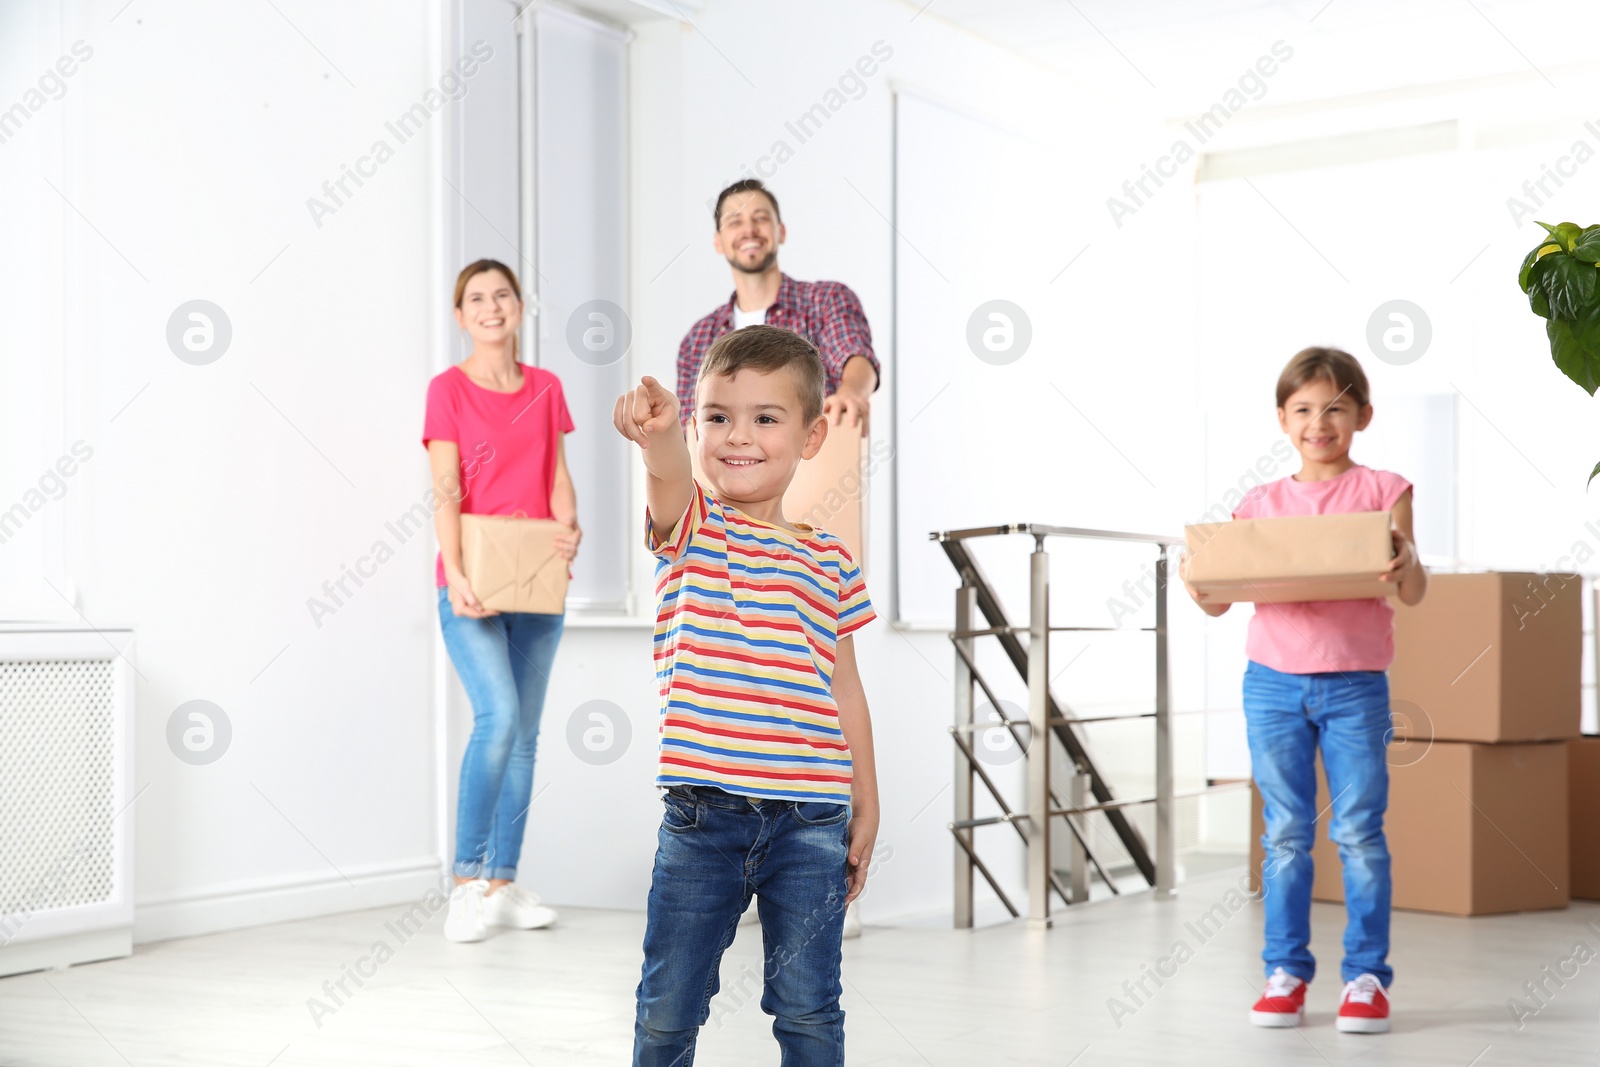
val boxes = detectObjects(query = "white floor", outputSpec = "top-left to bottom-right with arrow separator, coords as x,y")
2,865 -> 1596,1065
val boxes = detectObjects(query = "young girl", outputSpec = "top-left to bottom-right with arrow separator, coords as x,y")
1182,347 -> 1427,1033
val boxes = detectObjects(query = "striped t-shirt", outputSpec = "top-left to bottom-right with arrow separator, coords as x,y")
646,479 -> 876,803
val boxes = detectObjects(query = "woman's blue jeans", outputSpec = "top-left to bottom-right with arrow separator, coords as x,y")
438,586 -> 564,880
1243,660 -> 1393,987
633,786 -> 850,1067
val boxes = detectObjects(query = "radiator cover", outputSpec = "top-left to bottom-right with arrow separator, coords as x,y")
0,625 -> 135,976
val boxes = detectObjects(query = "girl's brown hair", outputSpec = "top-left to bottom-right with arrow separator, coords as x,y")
1275,346 -> 1370,409
453,259 -> 522,362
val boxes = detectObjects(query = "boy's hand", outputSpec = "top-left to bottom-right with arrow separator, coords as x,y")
845,807 -> 879,905
613,375 -> 680,449
615,375 -> 693,543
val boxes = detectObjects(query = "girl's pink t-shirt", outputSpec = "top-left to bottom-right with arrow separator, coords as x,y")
1231,464 -> 1413,674
422,363 -> 575,587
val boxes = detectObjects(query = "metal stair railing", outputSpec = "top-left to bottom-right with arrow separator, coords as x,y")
934,522 -> 1187,928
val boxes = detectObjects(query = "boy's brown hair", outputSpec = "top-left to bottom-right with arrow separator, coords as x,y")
698,324 -> 825,424
1276,346 -> 1371,409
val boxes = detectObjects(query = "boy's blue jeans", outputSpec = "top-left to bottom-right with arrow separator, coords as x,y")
438,586 -> 564,880
634,785 -> 849,1067
1242,660 -> 1393,988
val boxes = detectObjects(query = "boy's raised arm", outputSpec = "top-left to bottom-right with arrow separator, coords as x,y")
614,375 -> 694,544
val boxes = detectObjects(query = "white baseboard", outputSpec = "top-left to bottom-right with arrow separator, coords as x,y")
134,856 -> 447,945
0,927 -> 133,979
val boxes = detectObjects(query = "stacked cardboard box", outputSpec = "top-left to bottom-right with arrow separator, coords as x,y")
1386,572 -> 1578,744
1250,573 -> 1581,916
1571,737 -> 1600,901
1308,742 -> 1569,915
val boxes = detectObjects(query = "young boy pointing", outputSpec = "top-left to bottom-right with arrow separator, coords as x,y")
614,324 -> 880,1066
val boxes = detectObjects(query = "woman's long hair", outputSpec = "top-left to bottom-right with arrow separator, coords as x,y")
453,259 -> 523,362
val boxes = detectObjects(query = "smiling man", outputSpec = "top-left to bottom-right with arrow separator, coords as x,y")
677,179 -> 880,436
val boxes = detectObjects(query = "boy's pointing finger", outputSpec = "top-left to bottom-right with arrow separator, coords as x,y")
616,393 -> 647,445
612,394 -> 633,441
632,383 -> 656,425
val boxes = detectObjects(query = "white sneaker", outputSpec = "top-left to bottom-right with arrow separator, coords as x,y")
842,899 -> 862,940
484,883 -> 557,930
443,879 -> 489,942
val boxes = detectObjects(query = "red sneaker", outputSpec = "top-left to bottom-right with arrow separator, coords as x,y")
1336,973 -> 1390,1033
1250,967 -> 1307,1027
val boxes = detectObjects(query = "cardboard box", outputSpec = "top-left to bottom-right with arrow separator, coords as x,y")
459,515 -> 569,613
1307,741 -> 1568,916
1389,572 -> 1580,743
688,419 -> 869,568
1571,737 -> 1600,900
1184,511 -> 1394,604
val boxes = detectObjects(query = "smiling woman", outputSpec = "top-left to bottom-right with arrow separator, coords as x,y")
422,258 -> 581,943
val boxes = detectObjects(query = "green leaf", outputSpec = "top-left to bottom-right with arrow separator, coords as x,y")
1523,240 -> 1569,288
1571,300 -> 1600,353
1549,316 -> 1600,395
1528,249 -> 1558,281
1530,285 -> 1552,318
1541,221 -> 1586,250
1539,252 -> 1600,319
1589,460 -> 1600,489
1572,229 -> 1600,264
1519,246 -> 1541,291
1527,251 -> 1563,311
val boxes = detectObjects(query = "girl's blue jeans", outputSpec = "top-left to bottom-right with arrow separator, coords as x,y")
1243,660 -> 1393,987
633,785 -> 850,1067
438,586 -> 564,880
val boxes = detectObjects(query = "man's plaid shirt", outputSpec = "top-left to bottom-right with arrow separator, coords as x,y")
676,273 -> 879,424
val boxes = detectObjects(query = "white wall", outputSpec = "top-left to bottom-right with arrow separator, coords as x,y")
17,0 -> 1600,942
17,0 -> 460,939
14,0 -> 1112,939
1,0 -> 72,620
521,0 -> 1199,921
529,0 -> 1600,917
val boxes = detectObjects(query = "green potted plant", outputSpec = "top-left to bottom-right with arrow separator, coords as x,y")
1518,221 -> 1600,483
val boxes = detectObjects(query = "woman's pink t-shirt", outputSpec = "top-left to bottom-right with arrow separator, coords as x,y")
422,363 -> 575,587
1231,464 -> 1413,674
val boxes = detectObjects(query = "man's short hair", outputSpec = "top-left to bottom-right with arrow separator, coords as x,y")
713,179 -> 781,230
698,324 -> 824,424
